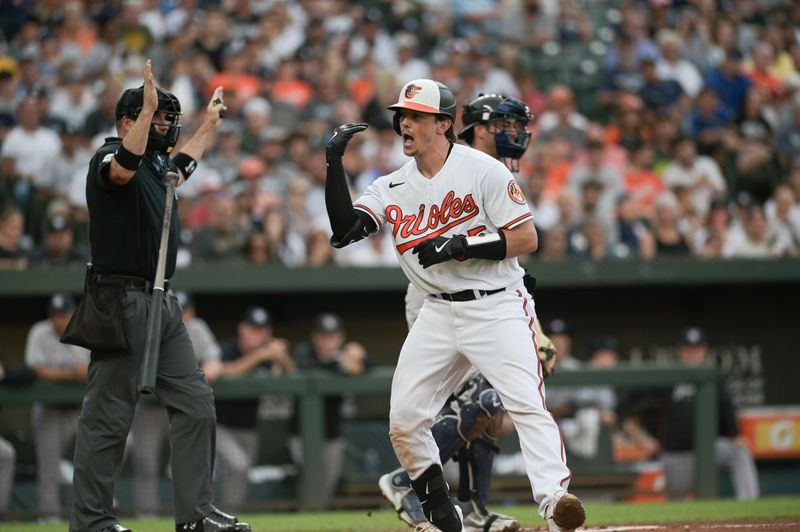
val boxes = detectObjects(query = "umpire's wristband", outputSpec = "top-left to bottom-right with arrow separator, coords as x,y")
172,152 -> 198,180
114,143 -> 143,171
463,231 -> 507,261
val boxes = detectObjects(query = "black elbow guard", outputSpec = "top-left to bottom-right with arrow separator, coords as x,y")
330,211 -> 377,248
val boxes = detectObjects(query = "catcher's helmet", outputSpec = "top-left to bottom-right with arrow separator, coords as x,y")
388,79 -> 456,135
458,93 -> 532,161
115,85 -> 182,154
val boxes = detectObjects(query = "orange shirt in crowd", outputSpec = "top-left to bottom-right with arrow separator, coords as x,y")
205,73 -> 261,102
745,69 -> 786,100
543,161 -> 573,201
273,79 -> 314,109
624,168 -> 664,218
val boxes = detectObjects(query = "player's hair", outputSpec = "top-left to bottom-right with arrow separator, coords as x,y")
437,115 -> 457,143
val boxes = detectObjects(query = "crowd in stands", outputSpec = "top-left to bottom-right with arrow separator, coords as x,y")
1,0 -> 800,270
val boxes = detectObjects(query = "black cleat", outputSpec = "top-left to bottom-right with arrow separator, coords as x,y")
176,508 -> 251,532
98,525 -> 132,532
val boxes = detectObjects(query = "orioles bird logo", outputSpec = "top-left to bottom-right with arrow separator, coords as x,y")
404,84 -> 422,99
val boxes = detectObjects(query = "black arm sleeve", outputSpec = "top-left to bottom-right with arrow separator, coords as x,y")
325,158 -> 377,247
325,157 -> 358,238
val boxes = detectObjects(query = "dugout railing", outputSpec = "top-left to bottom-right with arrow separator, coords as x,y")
0,365 -> 718,511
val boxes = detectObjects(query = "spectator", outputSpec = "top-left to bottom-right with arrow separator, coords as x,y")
690,87 -> 732,157
215,306 -> 294,511
543,319 -> 583,418
651,193 -> 692,257
538,224 -> 569,262
568,139 -> 625,222
661,136 -> 727,218
655,29 -> 703,99
290,313 -> 368,501
28,215 -> 87,267
623,143 -> 665,220
537,85 -> 588,147
721,86 -> 781,205
724,202 -> 794,258
0,97 -> 62,229
24,293 -> 89,522
0,205 -> 28,270
775,98 -> 800,170
693,197 -> 732,257
81,76 -> 121,139
744,41 -> 786,102
130,291 -> 223,518
606,93 -> 651,153
764,184 -> 800,249
705,48 -> 752,122
611,192 -> 653,260
624,327 -> 760,500
638,55 -> 688,116
191,194 -> 251,264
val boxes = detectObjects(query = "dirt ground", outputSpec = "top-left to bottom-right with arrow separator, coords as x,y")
520,520 -> 800,531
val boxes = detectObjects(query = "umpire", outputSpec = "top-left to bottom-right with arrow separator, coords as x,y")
65,60 -> 250,532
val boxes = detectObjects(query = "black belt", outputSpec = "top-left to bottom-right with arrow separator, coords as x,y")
90,273 -> 170,293
432,287 -> 504,302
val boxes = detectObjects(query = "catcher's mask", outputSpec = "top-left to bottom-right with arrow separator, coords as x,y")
115,85 -> 182,155
458,93 -> 532,170
388,79 -> 457,135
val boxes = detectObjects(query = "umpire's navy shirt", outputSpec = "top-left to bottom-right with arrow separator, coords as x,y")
86,137 -> 179,280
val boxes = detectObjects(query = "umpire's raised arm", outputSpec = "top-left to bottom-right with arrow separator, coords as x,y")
170,85 -> 228,187
324,123 -> 376,248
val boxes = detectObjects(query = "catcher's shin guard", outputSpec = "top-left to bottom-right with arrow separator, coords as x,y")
469,438 -> 498,510
432,374 -> 504,463
411,465 -> 463,532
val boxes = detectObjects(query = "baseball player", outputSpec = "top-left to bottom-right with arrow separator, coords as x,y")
378,94 -> 549,532
324,79 -> 585,532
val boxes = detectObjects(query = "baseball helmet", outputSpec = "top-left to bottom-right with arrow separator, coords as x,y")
388,79 -> 457,135
115,85 -> 182,154
459,93 -> 532,161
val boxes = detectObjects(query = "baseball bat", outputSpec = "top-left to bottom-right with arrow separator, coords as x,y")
138,171 -> 180,395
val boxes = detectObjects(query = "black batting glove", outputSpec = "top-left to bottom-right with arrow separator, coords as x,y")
326,123 -> 368,160
412,235 -> 467,268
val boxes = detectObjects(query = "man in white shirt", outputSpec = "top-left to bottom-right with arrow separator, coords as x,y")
661,136 -> 727,217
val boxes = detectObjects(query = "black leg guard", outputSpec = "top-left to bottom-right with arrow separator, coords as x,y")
411,465 -> 463,532
469,439 -> 497,510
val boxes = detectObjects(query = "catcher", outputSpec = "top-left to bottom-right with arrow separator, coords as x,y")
378,95 -> 558,532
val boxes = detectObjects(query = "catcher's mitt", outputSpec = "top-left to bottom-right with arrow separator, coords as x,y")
538,333 -> 557,378
536,318 -> 558,378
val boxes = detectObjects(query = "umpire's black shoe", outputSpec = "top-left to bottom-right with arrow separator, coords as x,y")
175,508 -> 251,532
98,525 -> 131,532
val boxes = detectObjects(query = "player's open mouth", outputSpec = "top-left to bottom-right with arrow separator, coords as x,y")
402,133 -> 414,147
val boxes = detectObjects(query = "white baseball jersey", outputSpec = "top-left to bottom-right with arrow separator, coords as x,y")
353,143 -> 533,295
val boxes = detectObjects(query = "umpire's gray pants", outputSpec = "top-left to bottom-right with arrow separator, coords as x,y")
0,436 -> 15,512
32,404 -> 80,518
663,437 -> 760,500
70,290 -> 217,532
131,403 -> 169,516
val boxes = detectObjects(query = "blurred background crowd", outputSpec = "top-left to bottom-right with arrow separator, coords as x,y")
1,0 -> 800,271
